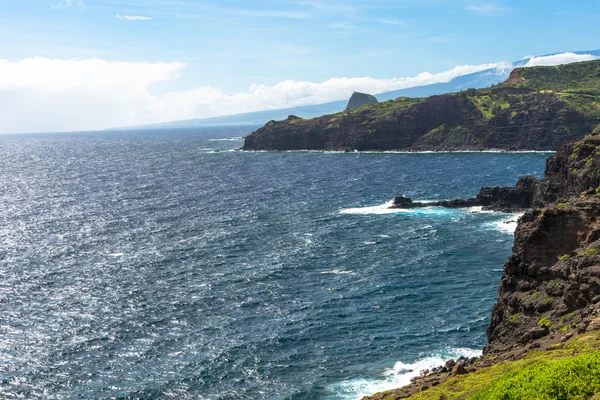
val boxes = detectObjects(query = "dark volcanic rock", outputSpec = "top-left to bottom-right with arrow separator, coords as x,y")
346,92 -> 379,110
484,132 -> 600,355
391,175 -> 539,212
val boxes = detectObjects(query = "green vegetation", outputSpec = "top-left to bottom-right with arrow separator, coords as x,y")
471,353 -> 600,400
469,94 -> 511,118
577,248 -> 598,257
512,60 -> 600,93
507,313 -> 521,323
350,97 -> 423,117
538,316 -> 556,329
268,59 -> 600,152
374,331 -> 600,400
559,254 -> 570,261
529,291 -> 542,299
556,201 -> 571,210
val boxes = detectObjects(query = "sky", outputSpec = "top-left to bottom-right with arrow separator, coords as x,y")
1,0 -> 600,133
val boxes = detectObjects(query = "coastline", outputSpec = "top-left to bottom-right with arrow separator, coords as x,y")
239,149 -> 556,154
362,132 -> 600,399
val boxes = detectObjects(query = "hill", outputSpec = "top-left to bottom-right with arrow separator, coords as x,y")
243,60 -> 600,152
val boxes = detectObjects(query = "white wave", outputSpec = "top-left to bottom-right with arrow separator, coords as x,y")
339,201 -> 457,217
208,137 -> 244,141
320,269 -> 354,275
329,347 -> 481,399
483,213 -> 523,235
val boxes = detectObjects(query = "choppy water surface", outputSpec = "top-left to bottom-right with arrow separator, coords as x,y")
0,128 -> 551,399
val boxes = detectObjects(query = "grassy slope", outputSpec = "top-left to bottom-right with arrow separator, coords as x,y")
310,60 -> 600,133
373,331 -> 600,400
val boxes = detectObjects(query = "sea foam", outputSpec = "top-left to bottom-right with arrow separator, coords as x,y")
339,201 -> 458,217
329,347 -> 482,400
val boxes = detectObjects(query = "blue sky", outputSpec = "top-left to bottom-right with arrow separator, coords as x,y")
1,0 -> 600,133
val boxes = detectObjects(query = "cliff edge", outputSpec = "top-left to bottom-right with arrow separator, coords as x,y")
243,60 -> 600,152
364,132 -> 600,399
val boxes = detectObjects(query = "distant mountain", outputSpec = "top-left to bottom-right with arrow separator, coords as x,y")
120,50 -> 600,131
346,92 -> 379,110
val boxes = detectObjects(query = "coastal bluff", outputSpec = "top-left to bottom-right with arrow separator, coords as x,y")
243,60 -> 600,152
363,133 -> 600,399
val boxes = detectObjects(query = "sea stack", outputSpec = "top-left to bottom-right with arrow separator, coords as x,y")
346,92 -> 379,110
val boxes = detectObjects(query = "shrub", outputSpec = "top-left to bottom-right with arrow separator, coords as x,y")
472,353 -> 600,400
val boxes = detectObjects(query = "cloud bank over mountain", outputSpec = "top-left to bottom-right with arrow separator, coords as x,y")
0,53 -> 597,134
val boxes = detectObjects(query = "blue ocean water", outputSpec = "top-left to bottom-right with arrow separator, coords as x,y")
0,127 -> 551,400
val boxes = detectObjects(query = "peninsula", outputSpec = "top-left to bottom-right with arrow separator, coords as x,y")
243,60 -> 600,152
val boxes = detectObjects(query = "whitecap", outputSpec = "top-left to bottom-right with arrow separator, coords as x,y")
339,201 -> 458,217
482,213 -> 524,235
320,269 -> 353,275
208,137 -> 244,142
328,347 -> 482,400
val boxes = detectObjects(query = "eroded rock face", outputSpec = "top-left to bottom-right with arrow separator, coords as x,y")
243,87 -> 596,152
346,92 -> 378,110
485,133 -> 600,354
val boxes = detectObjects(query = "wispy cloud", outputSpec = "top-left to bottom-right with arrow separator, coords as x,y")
116,14 -> 152,21
379,19 -> 405,25
465,2 -> 511,16
329,21 -> 359,30
296,1 -> 362,14
524,52 -> 598,67
0,57 -> 510,133
52,0 -> 83,9
234,9 -> 309,19
2,52 -> 594,134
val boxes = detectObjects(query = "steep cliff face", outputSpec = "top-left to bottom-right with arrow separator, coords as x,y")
362,133 -> 600,400
346,92 -> 379,110
243,60 -> 600,152
486,133 -> 600,354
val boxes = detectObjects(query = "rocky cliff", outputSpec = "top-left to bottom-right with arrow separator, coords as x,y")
485,133 -> 600,355
346,92 -> 379,110
243,60 -> 600,152
364,132 -> 600,399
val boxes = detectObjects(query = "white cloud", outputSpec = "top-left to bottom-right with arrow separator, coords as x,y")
379,19 -> 405,25
465,3 -> 511,16
52,0 -> 83,9
0,52 -> 593,134
116,14 -> 152,21
524,52 -> 598,67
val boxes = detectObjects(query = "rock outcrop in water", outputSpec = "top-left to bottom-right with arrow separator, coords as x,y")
346,92 -> 379,110
243,60 -> 600,152
364,132 -> 600,399
391,175 -> 539,213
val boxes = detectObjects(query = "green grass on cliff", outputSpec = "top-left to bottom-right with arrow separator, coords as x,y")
373,331 -> 600,400
302,59 -> 600,136
513,60 -> 600,94
469,94 -> 511,119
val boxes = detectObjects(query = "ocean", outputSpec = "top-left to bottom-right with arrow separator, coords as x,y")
0,127 -> 551,399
